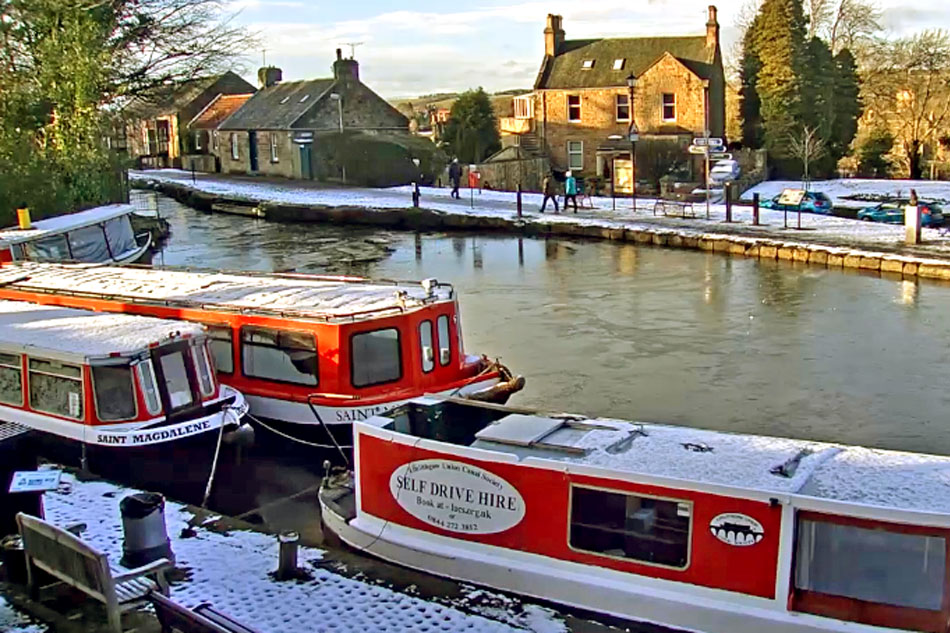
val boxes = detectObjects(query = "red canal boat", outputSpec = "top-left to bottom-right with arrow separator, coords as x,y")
0,263 -> 523,440
321,397 -> 950,633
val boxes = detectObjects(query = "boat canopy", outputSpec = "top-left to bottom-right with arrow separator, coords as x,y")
0,205 -> 142,263
0,300 -> 206,364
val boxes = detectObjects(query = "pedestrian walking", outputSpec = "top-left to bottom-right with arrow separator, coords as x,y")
564,171 -> 578,213
448,158 -> 462,199
540,172 -> 559,213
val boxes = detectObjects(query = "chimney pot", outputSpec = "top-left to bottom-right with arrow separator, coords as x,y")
544,14 -> 565,57
706,5 -> 719,48
257,66 -> 282,89
336,48 -> 342,61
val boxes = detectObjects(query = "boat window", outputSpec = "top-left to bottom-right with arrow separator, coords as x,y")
24,235 -> 71,262
437,315 -> 451,366
103,216 -> 137,259
0,352 -> 23,406
207,325 -> 234,374
569,485 -> 691,569
191,343 -> 215,396
794,516 -> 946,612
92,363 -> 136,421
419,321 -> 434,373
66,225 -> 110,261
159,351 -> 194,410
241,327 -> 318,386
28,358 -> 84,420
351,328 -> 402,388
136,360 -> 162,415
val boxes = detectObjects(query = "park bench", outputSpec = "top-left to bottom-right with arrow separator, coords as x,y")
16,512 -> 172,633
653,198 -> 695,218
151,593 -> 262,633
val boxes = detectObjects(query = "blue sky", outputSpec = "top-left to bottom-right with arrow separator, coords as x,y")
228,0 -> 948,98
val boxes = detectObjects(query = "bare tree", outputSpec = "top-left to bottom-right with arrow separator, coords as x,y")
804,0 -> 881,54
788,125 -> 826,188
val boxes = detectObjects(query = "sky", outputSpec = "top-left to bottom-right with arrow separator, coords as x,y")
228,0 -> 950,99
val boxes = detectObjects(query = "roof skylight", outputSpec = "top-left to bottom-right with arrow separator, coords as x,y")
613,58 -> 625,70
279,97 -> 290,104
300,94 -> 310,103
581,59 -> 595,69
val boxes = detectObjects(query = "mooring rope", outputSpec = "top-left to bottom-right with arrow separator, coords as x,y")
200,407 -> 231,508
247,411 -> 353,450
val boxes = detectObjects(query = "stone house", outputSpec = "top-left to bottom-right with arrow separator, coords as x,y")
216,52 -> 410,182
122,71 -> 256,168
185,93 -> 254,172
504,7 -> 726,192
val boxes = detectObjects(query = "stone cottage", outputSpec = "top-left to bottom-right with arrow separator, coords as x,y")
215,52 -> 416,184
502,7 -> 726,192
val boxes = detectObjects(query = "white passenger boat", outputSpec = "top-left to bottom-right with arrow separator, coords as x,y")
0,300 -> 248,449
321,397 -> 950,633
0,204 -> 151,265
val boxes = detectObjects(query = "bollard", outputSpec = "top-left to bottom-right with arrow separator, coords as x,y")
725,183 -> 733,223
16,206 -> 31,230
120,492 -> 173,567
516,184 -> 522,219
276,531 -> 300,580
753,193 -> 760,225
411,182 -> 420,208
191,163 -> 196,184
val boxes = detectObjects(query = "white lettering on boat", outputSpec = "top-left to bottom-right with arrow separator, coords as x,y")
389,459 -> 525,534
335,405 -> 387,423
94,419 -> 212,447
709,513 -> 764,546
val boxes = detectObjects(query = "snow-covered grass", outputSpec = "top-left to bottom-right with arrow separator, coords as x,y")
743,178 -> 950,209
131,169 -> 950,257
41,472 -> 567,633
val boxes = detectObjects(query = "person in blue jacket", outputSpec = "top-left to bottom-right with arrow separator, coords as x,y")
564,171 -> 578,213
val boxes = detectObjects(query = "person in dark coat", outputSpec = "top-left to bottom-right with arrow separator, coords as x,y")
448,159 -> 462,199
540,172 -> 559,213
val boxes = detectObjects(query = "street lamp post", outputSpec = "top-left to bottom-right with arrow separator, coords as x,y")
626,73 -> 638,213
329,93 -> 346,185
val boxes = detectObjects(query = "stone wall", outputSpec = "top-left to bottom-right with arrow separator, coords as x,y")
214,130 -> 301,178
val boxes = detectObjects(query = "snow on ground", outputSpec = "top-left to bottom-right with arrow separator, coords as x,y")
42,473 -> 567,633
743,178 -> 950,209
130,169 -> 950,256
0,596 -> 47,633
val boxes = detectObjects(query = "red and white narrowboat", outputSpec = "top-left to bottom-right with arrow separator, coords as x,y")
321,397 -> 950,633
0,263 -> 523,442
0,299 -> 248,451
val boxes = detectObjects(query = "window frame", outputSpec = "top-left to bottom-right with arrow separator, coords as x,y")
350,327 -> 404,389
662,93 -> 677,122
613,58 -> 625,70
205,324 -> 234,375
230,132 -> 239,160
567,483 -> 693,571
616,94 -> 630,122
581,59 -> 595,70
436,315 -> 452,367
0,351 -> 24,406
567,95 -> 582,123
419,320 -> 435,374
270,132 -> 279,163
567,140 -> 584,171
240,326 -> 319,387
190,343 -> 216,397
212,131 -> 218,151
136,359 -> 162,416
790,510 -> 950,632
194,131 -> 202,151
91,361 -> 138,422
27,357 -> 84,420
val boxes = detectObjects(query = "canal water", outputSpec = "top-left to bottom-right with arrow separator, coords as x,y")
138,191 -> 950,457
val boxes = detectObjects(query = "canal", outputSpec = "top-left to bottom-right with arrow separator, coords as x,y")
140,190 -> 950,457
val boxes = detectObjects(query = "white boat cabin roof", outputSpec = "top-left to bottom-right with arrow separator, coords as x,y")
0,262 -> 455,322
453,411 -> 950,515
0,205 -> 135,246
0,300 -> 206,363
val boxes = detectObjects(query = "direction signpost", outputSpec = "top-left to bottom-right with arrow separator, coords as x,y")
689,136 -> 725,220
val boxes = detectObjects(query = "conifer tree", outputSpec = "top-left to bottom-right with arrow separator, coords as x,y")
829,48 -> 861,163
442,88 -> 501,164
739,17 -> 764,148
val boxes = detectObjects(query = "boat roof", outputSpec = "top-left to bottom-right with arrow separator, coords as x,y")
0,262 -> 456,323
0,205 -> 135,246
461,411 -> 950,515
0,300 -> 206,363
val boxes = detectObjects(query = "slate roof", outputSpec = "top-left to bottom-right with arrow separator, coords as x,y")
219,79 -> 336,130
536,36 -> 715,90
189,93 -> 254,129
124,71 -> 250,119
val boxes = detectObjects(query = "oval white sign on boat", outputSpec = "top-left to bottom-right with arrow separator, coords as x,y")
709,513 -> 764,546
389,459 -> 525,534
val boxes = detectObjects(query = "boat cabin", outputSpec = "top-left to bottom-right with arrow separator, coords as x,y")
327,398 -> 950,633
0,263 -> 520,428
0,205 -> 150,265
0,300 -> 245,447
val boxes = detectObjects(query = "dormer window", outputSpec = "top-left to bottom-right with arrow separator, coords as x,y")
581,60 -> 595,70
613,59 -> 625,70
299,94 -> 310,103
279,97 -> 290,105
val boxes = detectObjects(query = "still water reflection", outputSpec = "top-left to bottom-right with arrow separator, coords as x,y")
141,192 -> 950,455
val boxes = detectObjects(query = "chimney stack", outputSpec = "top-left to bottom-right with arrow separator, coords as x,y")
706,5 -> 719,49
332,48 -> 360,83
258,66 -> 282,89
544,14 -> 564,57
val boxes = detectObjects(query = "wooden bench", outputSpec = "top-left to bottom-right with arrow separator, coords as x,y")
151,593 -> 262,633
16,512 -> 172,633
653,198 -> 695,218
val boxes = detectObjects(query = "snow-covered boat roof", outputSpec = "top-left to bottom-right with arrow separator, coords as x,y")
0,300 -> 206,363
0,262 -> 455,322
0,205 -> 135,246
467,413 -> 950,515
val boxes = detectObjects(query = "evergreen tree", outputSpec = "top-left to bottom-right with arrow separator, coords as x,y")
441,88 -> 501,164
856,127 -> 893,177
800,37 -> 836,174
829,48 -> 861,163
739,16 -> 764,148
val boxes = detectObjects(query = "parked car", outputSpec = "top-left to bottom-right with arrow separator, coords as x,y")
857,201 -> 945,226
708,160 -> 741,184
759,191 -> 833,215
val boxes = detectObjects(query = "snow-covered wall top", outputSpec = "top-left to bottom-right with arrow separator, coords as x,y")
0,262 -> 454,322
0,205 -> 135,245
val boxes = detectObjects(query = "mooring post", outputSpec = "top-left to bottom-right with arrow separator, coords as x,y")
277,531 -> 300,580
516,184 -> 522,219
753,193 -> 760,225
725,182 -> 733,223
411,182 -> 420,208
191,162 -> 196,184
